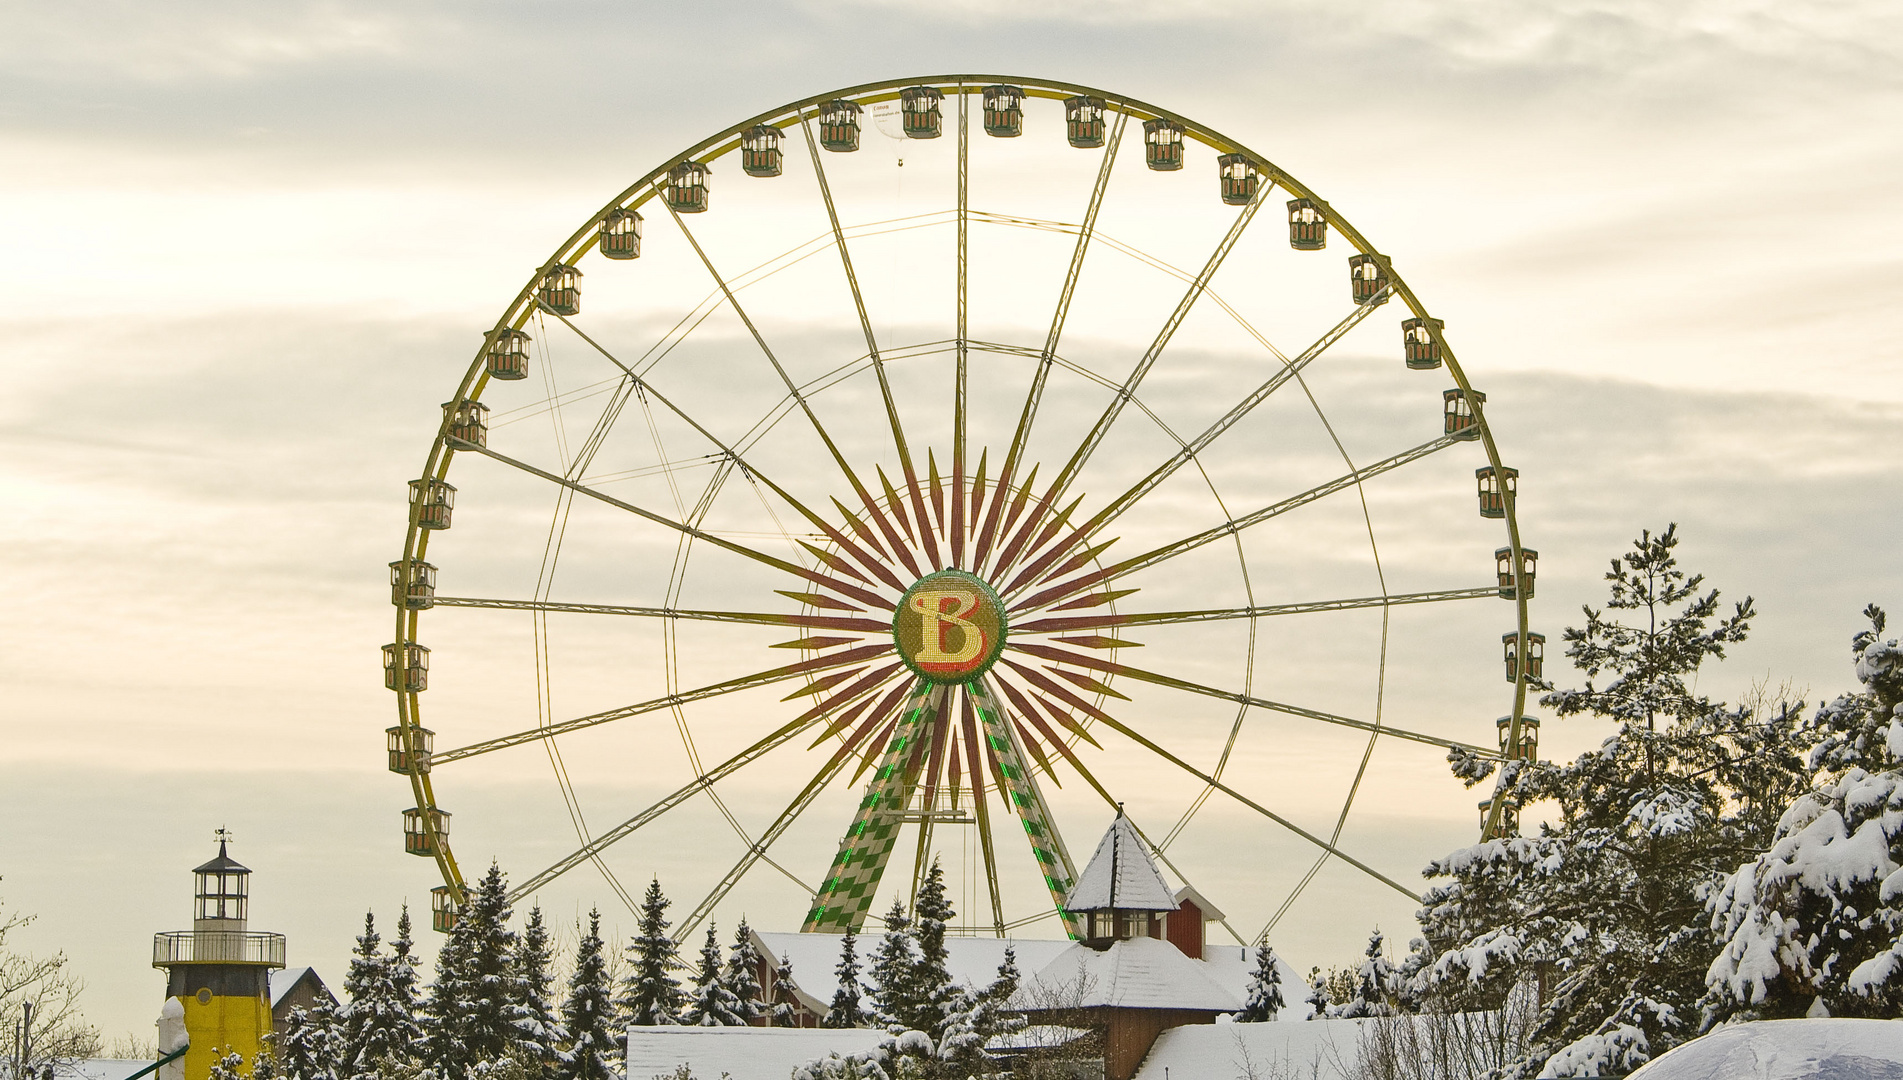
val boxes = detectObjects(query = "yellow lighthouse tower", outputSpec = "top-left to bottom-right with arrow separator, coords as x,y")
153,832 -> 285,1080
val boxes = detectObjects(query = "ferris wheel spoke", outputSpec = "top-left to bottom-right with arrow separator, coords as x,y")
1077,705 -> 1421,902
998,182 -> 1271,588
1012,586 -> 1498,633
1001,300 -> 1384,593
674,724 -> 876,940
1008,430 -> 1468,613
503,691 -> 864,903
545,313 -> 911,592
467,442 -> 892,610
657,187 -> 922,577
797,113 -> 942,571
430,595 -> 892,632
432,641 -> 894,766
952,87 -> 970,570
976,111 -> 1123,581
1004,642 -> 1499,759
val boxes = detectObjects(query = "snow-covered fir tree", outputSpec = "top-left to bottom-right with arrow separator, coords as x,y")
722,919 -> 765,1026
868,900 -> 915,1031
556,909 -> 619,1080
1304,968 -> 1329,1021
1414,526 -> 1811,1077
618,878 -> 683,1028
275,1002 -> 344,1080
388,906 -> 425,1046
207,1050 -> 247,1080
339,910 -> 423,1079
426,864 -> 527,1076
1330,931 -> 1397,1019
1237,943 -> 1284,1022
771,954 -> 802,1028
901,860 -> 958,1038
513,905 -> 566,1068
936,946 -> 1022,1078
1706,605 -> 1903,1021
681,925 -> 743,1026
823,927 -> 869,1029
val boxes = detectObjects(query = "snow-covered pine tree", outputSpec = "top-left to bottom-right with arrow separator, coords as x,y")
681,925 -> 743,1026
513,905 -> 566,1068
556,910 -> 619,1080
1706,605 -> 1903,1020
868,901 -> 915,1031
902,860 -> 958,1038
618,878 -> 683,1028
1331,931 -> 1397,1019
207,1050 -> 247,1080
387,906 -> 426,1059
338,910 -> 421,1079
1304,968 -> 1329,1021
771,954 -> 802,1028
1237,943 -> 1284,1022
722,919 -> 765,1026
275,1002 -> 344,1080
425,863 -> 523,1075
823,927 -> 868,1029
936,946 -> 1022,1078
1415,525 -> 1810,1077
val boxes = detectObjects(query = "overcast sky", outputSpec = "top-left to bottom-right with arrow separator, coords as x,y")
3,0 -> 1900,1047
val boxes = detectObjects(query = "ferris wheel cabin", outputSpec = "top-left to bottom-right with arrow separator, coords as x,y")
1065,95 -> 1107,148
982,84 -> 1025,137
484,327 -> 530,380
665,161 -> 712,213
818,99 -> 862,152
742,125 -> 783,177
386,724 -> 434,773
389,557 -> 436,609
598,207 -> 643,260
1143,118 -> 1184,170
1286,197 -> 1327,249
900,85 -> 943,138
537,264 -> 581,316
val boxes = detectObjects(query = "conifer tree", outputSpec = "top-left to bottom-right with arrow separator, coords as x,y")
1237,944 -> 1284,1022
1706,605 -> 1903,1020
513,905 -> 566,1067
1333,931 -> 1396,1019
619,878 -> 683,1028
723,919 -> 765,1026
1304,969 -> 1329,1021
387,906 -> 426,1056
771,954 -> 802,1028
936,946 -> 1022,1077
1416,526 -> 1810,1077
867,900 -> 915,1031
681,925 -> 742,1026
340,912 -> 405,1078
901,861 -> 957,1037
823,927 -> 868,1029
426,864 -> 523,1075
556,910 -> 619,1080
275,1003 -> 344,1080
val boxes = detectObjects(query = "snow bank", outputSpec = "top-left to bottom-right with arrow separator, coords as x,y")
1625,1019 -> 1903,1080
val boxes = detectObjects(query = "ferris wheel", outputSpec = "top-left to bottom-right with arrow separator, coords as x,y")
384,76 -> 1542,942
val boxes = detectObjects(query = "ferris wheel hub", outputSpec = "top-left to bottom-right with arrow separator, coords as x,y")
892,569 -> 1009,685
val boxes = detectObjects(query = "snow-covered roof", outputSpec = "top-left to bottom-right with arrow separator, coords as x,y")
1017,937 -> 1243,1012
268,965 -> 330,1009
625,1025 -> 886,1080
1192,942 -> 1311,1018
61,1060 -> 160,1080
1622,1019 -> 1903,1080
1171,884 -> 1226,922
754,931 -> 1075,1013
1065,813 -> 1177,912
1133,1017 -> 1367,1080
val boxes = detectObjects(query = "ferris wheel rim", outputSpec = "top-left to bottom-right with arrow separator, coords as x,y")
389,73 -> 1536,936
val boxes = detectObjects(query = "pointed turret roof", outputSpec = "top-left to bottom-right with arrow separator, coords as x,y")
193,839 -> 249,875
1064,810 -> 1177,912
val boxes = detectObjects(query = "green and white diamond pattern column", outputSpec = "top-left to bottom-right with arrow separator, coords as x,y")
970,677 -> 1081,937
802,681 -> 941,932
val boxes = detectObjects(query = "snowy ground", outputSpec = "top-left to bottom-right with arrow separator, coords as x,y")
1625,1019 -> 1903,1080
